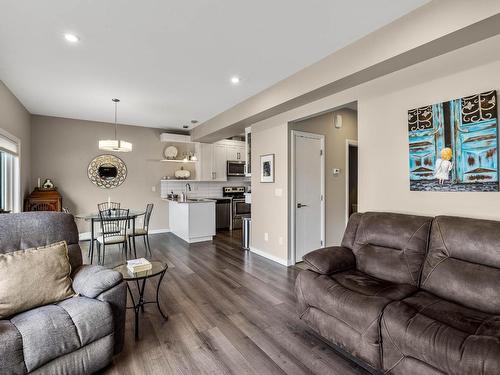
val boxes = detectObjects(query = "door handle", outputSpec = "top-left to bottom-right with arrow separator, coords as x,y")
297,203 -> 308,208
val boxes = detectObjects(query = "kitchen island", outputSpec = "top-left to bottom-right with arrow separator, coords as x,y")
165,198 -> 216,243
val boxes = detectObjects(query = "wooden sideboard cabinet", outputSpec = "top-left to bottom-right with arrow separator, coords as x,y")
24,188 -> 62,212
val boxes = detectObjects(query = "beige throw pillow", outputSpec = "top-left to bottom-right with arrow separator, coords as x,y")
0,241 -> 75,319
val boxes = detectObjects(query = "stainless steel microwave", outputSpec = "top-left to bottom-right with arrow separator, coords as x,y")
227,160 -> 246,176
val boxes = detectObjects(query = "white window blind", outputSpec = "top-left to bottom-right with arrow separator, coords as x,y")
0,130 -> 20,213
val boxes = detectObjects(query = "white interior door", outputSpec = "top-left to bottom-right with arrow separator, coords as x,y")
213,143 -> 227,181
294,131 -> 324,262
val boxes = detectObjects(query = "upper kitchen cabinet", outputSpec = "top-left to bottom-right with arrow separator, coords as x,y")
195,139 -> 247,181
226,141 -> 245,161
158,134 -> 246,182
198,142 -> 214,181
196,142 -> 226,181
212,142 -> 228,181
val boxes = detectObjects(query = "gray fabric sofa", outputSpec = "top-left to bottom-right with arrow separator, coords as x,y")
0,212 -> 127,374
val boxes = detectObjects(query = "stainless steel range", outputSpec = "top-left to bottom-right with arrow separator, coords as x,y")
223,186 -> 251,230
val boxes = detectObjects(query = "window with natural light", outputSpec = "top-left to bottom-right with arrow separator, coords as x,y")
0,130 -> 20,213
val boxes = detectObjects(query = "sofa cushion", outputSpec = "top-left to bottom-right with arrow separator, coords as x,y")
10,297 -> 113,372
421,215 -> 500,314
72,265 -> 123,299
97,235 -> 126,244
352,212 -> 432,286
303,246 -> 355,275
0,212 -> 82,271
340,212 -> 362,249
382,291 -> 500,375
0,320 -> 26,374
57,297 -> 114,347
296,269 -> 417,368
0,241 -> 74,319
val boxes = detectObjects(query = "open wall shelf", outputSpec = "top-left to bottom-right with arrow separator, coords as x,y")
160,159 -> 197,163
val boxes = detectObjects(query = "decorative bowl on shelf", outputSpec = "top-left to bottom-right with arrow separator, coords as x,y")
174,167 -> 191,180
164,146 -> 178,160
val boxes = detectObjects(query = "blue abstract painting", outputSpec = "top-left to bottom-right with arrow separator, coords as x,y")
409,90 -> 498,192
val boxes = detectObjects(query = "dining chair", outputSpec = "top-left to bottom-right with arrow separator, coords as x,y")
96,208 -> 130,265
128,203 -> 153,256
97,201 -> 121,212
84,203 -> 121,261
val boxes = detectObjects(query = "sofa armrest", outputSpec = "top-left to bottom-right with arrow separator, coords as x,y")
72,265 -> 123,299
303,246 -> 355,275
97,281 -> 127,354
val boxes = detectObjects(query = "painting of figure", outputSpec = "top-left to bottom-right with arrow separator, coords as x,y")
408,90 -> 498,192
435,147 -> 453,184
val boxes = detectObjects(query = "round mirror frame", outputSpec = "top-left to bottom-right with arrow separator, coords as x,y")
88,154 -> 127,189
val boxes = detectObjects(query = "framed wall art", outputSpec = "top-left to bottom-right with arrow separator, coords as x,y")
260,154 -> 275,183
88,154 -> 127,189
408,90 -> 498,192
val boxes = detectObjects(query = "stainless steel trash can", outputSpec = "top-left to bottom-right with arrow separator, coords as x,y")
242,217 -> 251,250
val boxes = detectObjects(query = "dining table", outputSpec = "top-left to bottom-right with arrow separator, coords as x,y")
75,209 -> 146,264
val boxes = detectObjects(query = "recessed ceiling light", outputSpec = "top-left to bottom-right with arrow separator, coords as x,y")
230,76 -> 240,85
64,33 -> 80,43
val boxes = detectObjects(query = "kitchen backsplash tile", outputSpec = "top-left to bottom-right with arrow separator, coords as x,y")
161,179 -> 250,198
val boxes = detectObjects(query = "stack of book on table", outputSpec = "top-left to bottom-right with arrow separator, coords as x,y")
127,258 -> 152,273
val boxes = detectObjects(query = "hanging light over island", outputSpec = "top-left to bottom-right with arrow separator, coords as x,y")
98,98 -> 133,152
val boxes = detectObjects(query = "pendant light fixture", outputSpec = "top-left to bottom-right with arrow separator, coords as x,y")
98,98 -> 133,152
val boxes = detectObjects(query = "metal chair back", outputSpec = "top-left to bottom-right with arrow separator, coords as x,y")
97,201 -> 121,214
143,203 -> 154,231
99,208 -> 129,242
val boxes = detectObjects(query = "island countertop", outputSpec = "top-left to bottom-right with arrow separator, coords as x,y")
162,198 -> 216,204
166,197 -> 216,243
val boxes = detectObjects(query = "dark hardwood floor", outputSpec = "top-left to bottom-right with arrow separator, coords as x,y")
81,230 -> 368,375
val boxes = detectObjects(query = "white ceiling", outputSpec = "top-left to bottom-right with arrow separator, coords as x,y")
0,0 -> 428,130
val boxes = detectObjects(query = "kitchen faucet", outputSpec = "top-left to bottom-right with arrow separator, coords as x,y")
180,183 -> 191,202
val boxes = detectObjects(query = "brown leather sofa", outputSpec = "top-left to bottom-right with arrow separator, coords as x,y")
295,212 -> 500,375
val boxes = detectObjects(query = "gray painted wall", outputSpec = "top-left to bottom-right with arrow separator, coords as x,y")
30,115 -> 179,232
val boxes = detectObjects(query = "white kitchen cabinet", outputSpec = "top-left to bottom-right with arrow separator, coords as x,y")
167,199 -> 216,243
212,143 -> 228,181
194,140 -> 246,181
196,142 -> 227,181
226,146 -> 238,161
226,142 -> 245,161
198,143 -> 214,181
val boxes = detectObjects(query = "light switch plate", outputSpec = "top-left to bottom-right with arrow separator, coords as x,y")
275,188 -> 282,197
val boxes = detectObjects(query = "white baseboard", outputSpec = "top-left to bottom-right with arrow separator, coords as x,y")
79,228 -> 170,240
149,228 -> 171,234
249,246 -> 292,266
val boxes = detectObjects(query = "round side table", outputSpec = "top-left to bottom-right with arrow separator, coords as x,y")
113,261 -> 168,339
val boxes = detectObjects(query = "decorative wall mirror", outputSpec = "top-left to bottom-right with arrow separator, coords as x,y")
88,154 -> 127,189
